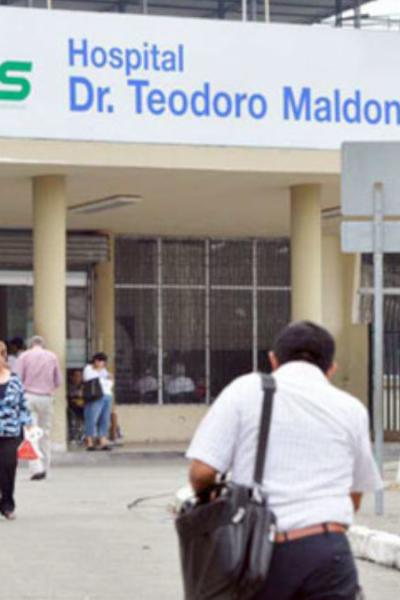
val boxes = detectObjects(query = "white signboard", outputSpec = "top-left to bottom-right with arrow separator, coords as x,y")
341,221 -> 400,252
342,143 -> 400,216
3,7 -> 400,148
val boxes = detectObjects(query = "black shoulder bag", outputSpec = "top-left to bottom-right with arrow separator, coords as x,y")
175,374 -> 277,600
82,377 -> 103,403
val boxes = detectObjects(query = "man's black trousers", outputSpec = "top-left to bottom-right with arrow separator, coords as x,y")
0,436 -> 19,514
253,532 -> 360,600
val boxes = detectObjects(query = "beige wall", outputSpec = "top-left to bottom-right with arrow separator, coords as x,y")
116,405 -> 208,443
322,235 -> 369,405
343,253 -> 369,405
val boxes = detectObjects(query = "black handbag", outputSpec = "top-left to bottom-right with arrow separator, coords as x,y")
175,374 -> 277,600
82,377 -> 103,403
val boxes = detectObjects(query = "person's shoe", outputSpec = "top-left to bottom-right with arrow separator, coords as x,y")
86,446 -> 96,452
3,511 -> 16,520
99,445 -> 112,451
30,472 -> 46,481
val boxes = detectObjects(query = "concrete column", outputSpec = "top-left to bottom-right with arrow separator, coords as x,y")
321,234 -> 368,403
322,234 -> 347,388
343,253 -> 369,405
33,176 -> 67,450
290,185 -> 322,323
94,235 -> 115,369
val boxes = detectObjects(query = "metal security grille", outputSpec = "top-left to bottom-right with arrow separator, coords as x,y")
0,230 -> 109,268
115,237 -> 290,404
383,296 -> 400,436
361,254 -> 400,437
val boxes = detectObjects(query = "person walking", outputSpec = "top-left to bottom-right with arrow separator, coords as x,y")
186,321 -> 382,600
15,335 -> 62,481
0,340 -> 32,519
82,352 -> 113,451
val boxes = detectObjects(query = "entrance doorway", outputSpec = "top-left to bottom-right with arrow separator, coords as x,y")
0,270 -> 91,368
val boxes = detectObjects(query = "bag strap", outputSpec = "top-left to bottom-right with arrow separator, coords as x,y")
253,374 -> 276,485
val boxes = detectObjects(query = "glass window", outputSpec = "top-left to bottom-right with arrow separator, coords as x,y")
114,237 -> 290,404
115,289 -> 158,404
210,290 -> 252,398
163,289 -> 205,403
210,240 -> 252,286
0,281 -> 88,369
115,238 -> 157,285
257,290 -> 291,371
0,286 -> 33,342
67,287 -> 88,368
162,240 -> 204,285
258,239 -> 290,287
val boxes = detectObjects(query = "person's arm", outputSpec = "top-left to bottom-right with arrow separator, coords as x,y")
13,354 -> 24,382
54,358 -> 63,389
350,492 -> 363,512
82,364 -> 94,382
17,379 -> 33,428
189,460 -> 219,494
351,406 -> 383,501
186,379 -> 241,491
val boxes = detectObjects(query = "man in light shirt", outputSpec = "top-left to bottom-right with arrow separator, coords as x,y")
15,335 -> 62,481
187,321 -> 382,599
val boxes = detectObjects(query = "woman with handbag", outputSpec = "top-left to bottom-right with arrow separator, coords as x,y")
0,340 -> 32,520
82,352 -> 113,451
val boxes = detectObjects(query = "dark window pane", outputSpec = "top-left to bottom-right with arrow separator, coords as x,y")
362,254 -> 400,289
163,241 -> 204,285
163,289 -> 205,403
67,287 -> 88,368
115,289 -> 158,404
257,290 -> 290,371
258,239 -> 290,287
384,255 -> 400,288
115,238 -> 157,284
210,241 -> 252,286
0,286 -> 33,342
210,290 -> 252,398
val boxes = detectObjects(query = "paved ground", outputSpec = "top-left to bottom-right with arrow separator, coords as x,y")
1,457 -> 400,599
356,458 -> 400,535
357,560 -> 400,597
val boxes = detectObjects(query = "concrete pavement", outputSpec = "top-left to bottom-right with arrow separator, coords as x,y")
2,460 -> 186,600
1,458 -> 400,599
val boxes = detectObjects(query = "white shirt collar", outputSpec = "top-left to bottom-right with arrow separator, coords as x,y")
274,360 -> 328,382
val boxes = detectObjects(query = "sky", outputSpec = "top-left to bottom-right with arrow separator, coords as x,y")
363,0 -> 400,18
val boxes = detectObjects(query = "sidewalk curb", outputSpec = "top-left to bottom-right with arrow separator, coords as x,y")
50,450 -> 186,466
349,525 -> 400,570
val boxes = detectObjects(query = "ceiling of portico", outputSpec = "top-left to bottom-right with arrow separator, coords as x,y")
0,140 -> 341,238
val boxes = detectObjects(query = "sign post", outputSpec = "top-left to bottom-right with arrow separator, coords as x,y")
372,183 -> 384,516
341,142 -> 400,516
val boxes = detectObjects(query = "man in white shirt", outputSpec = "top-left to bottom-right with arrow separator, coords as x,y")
187,321 -> 382,599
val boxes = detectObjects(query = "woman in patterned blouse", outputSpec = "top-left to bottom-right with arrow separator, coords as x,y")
0,340 -> 32,520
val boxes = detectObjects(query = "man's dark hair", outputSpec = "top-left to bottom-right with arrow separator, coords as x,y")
10,336 -> 24,351
92,352 -> 108,363
272,321 -> 335,374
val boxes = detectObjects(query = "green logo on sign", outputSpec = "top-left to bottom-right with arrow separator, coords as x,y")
0,61 -> 32,101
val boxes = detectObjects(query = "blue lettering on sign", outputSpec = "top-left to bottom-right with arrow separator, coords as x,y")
69,77 -> 94,111
68,38 -> 185,76
69,77 -> 114,113
66,38 -> 400,129
126,79 -> 268,120
283,86 -> 400,126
